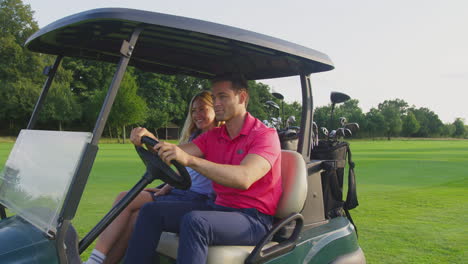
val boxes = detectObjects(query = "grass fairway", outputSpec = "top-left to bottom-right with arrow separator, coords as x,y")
350,140 -> 468,264
1,139 -> 467,263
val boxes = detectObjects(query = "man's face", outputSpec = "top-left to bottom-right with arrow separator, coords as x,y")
211,81 -> 246,121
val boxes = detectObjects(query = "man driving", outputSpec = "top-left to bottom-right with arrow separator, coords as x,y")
124,73 -> 282,264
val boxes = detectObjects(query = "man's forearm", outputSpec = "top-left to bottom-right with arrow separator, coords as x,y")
155,142 -> 271,189
187,156 -> 252,190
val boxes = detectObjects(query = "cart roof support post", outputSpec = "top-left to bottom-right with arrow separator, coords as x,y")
27,55 -> 63,130
298,74 -> 313,160
91,27 -> 143,146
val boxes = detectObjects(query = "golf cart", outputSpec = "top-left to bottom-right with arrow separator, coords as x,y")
0,8 -> 365,264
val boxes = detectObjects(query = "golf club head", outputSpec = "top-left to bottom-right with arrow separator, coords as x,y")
345,123 -> 360,132
329,130 -> 336,139
344,128 -> 352,137
321,127 -> 329,136
330,92 -> 351,105
265,100 -> 280,110
289,126 -> 300,132
336,128 -> 345,138
272,92 -> 284,100
339,117 -> 347,126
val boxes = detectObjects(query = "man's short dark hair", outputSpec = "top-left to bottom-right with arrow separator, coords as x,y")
211,73 -> 249,94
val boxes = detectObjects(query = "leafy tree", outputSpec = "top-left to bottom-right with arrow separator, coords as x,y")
0,34 -> 23,82
0,0 -> 50,134
452,118 -> 466,138
378,101 -> 403,140
247,81 -> 273,123
312,99 -> 365,138
111,73 -> 148,142
283,101 -> 302,127
313,105 -> 331,138
401,111 -> 420,137
40,82 -> 81,131
135,72 -> 186,135
335,99 -> 365,136
86,72 -> 147,142
0,0 -> 42,83
172,75 -> 210,126
33,60 -> 81,131
62,58 -> 115,99
440,123 -> 455,138
410,107 -> 443,137
378,99 -> 409,115
365,108 -> 386,139
0,78 -> 40,132
0,0 -> 38,44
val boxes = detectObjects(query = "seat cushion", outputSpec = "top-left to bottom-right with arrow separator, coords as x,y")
157,232 -> 278,264
275,150 -> 307,218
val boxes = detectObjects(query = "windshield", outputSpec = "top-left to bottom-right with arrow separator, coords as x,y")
0,130 -> 91,235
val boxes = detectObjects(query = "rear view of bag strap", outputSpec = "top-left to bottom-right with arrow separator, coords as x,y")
344,145 -> 359,236
344,145 -> 358,210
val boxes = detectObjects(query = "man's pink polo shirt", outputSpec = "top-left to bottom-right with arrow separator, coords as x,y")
192,112 -> 282,216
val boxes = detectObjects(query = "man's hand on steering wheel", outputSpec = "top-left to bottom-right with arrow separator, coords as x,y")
155,141 -> 191,167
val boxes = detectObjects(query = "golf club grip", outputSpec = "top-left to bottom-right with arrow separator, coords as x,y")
140,136 -> 186,169
141,136 -> 159,146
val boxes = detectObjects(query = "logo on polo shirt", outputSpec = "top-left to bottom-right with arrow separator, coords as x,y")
237,149 -> 244,154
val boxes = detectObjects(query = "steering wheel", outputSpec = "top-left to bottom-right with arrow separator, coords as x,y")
135,136 -> 191,190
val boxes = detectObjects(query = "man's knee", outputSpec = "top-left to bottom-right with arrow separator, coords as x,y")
181,211 -> 210,236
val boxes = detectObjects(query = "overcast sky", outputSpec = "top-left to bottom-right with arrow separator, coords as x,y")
23,0 -> 468,123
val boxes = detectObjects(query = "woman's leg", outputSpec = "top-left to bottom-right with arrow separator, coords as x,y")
94,191 -> 154,254
103,211 -> 139,264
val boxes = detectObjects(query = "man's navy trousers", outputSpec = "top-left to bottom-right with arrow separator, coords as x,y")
123,199 -> 273,264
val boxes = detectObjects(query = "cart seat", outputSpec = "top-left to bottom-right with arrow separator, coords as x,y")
157,150 -> 308,263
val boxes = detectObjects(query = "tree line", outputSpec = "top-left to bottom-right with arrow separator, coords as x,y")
1,0 -> 466,141
313,98 -> 466,139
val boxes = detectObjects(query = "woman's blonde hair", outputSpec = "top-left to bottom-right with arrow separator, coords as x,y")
179,90 -> 220,144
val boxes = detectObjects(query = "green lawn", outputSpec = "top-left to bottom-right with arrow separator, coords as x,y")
0,139 -> 467,263
350,140 -> 468,263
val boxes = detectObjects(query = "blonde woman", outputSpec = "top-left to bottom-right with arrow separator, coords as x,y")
85,91 -> 219,264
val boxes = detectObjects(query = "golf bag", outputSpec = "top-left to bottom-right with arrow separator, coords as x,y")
311,141 -> 359,229
278,128 -> 299,150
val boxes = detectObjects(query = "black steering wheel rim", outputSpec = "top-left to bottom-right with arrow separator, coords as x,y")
135,136 -> 191,190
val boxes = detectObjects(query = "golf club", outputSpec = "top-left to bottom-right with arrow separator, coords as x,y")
321,127 -> 329,137
344,122 -> 360,133
344,128 -> 352,137
327,92 -> 350,140
339,117 -> 347,127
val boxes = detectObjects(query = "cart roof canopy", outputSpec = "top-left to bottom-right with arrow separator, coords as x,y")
25,8 -> 334,80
